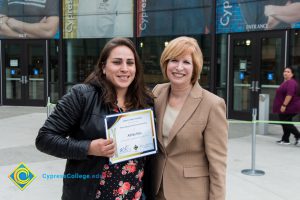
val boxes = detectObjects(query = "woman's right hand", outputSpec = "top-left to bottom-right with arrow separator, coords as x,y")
88,138 -> 115,157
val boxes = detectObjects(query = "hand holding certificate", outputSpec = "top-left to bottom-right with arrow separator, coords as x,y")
105,108 -> 157,164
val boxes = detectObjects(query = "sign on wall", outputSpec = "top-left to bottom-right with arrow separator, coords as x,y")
216,0 -> 300,34
0,0 -> 59,39
63,0 -> 133,39
137,0 -> 212,37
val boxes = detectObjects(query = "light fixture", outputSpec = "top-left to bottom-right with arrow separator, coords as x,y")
164,41 -> 169,47
246,40 -> 251,46
140,42 -> 143,48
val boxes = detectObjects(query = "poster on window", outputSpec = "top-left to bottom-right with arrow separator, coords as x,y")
216,0 -> 300,34
0,0 -> 59,39
63,0 -> 133,39
137,0 -> 212,37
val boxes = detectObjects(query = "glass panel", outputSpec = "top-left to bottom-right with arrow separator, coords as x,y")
232,38 -> 252,112
216,34 -> 228,99
290,30 -> 300,66
28,44 -> 44,100
5,44 -> 22,100
49,40 -> 60,103
137,36 -> 169,88
64,39 -> 110,92
260,37 -> 283,113
290,30 -> 300,121
199,35 -> 211,89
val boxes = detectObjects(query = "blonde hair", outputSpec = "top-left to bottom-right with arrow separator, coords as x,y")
160,36 -> 203,84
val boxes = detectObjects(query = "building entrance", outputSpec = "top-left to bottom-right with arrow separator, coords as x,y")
228,31 -> 286,120
2,40 -> 46,106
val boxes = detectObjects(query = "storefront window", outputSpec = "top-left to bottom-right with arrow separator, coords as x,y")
290,29 -> 300,121
199,35 -> 211,89
290,30 -> 300,67
137,36 -> 170,88
64,39 -> 112,92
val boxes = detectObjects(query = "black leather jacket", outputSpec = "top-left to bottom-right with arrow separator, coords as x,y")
36,84 -> 154,200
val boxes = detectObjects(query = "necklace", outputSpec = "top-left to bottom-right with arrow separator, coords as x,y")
115,100 -> 126,112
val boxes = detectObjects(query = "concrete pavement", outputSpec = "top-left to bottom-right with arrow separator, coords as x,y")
0,106 -> 299,200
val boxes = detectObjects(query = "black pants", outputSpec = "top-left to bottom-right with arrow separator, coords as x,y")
279,114 -> 300,142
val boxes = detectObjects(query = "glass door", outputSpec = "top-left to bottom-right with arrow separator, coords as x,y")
2,40 -> 46,106
228,31 -> 285,120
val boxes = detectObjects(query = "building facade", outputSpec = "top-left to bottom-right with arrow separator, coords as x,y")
0,0 -> 300,120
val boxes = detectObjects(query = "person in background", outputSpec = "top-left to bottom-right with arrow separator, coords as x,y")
151,36 -> 228,200
0,0 -> 59,38
36,38 -> 153,200
273,66 -> 300,145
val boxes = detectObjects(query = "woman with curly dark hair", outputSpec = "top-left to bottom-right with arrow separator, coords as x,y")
36,37 -> 154,200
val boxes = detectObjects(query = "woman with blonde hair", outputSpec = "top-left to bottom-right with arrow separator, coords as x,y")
152,36 -> 228,200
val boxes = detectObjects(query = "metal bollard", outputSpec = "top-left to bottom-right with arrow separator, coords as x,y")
47,97 -> 51,117
241,108 -> 265,176
258,94 -> 269,134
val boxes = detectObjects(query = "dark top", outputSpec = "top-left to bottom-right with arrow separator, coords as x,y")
273,79 -> 300,114
0,0 -> 59,23
95,105 -> 145,200
95,159 -> 145,200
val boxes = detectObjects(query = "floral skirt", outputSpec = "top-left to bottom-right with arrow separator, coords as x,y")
95,158 -> 145,200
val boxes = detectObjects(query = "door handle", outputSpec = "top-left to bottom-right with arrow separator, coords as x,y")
19,76 -> 24,83
24,76 -> 28,84
19,76 -> 28,84
249,81 -> 255,91
255,81 -> 260,92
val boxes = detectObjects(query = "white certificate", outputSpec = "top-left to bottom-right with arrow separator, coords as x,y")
105,108 -> 157,164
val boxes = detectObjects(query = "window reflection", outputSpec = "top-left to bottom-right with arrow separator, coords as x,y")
49,40 -> 59,103
216,34 -> 227,99
64,38 -> 110,92
290,30 -> 300,68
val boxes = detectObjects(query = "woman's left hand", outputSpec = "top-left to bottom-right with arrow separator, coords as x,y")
280,105 -> 286,113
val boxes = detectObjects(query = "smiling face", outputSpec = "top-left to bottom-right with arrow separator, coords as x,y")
166,53 -> 193,87
103,45 -> 136,94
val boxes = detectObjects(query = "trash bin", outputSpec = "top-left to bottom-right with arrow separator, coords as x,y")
258,94 -> 269,135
